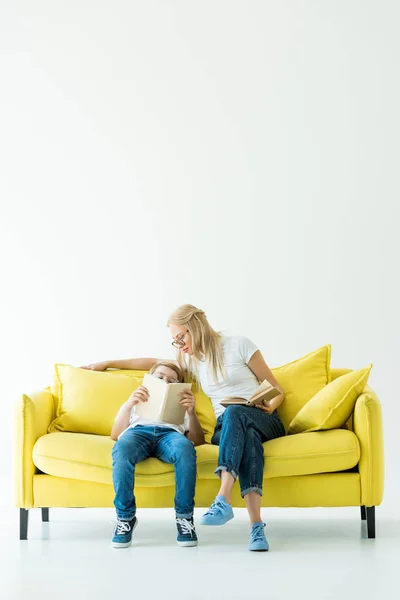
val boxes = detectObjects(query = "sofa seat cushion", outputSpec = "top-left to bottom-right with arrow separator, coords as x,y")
197,429 -> 360,479
33,432 -> 176,487
33,429 -> 360,486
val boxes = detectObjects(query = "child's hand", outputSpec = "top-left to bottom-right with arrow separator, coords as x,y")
179,390 -> 196,415
128,386 -> 149,408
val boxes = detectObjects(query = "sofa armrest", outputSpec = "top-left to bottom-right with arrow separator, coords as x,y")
353,386 -> 384,506
14,389 -> 55,508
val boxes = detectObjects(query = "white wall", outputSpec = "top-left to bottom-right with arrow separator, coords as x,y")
1,1 -> 399,506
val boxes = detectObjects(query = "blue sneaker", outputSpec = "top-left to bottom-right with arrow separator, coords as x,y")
176,517 -> 198,547
248,522 -> 269,552
200,495 -> 234,526
111,516 -> 138,548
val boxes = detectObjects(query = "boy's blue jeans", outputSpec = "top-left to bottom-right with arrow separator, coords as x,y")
211,405 -> 285,497
112,425 -> 196,520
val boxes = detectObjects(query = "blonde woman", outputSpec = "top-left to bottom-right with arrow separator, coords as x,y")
167,304 -> 285,552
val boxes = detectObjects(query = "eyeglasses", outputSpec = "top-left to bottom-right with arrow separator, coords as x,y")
152,373 -> 180,384
171,329 -> 189,349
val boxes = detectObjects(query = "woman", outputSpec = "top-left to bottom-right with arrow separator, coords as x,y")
167,304 -> 285,552
86,303 -> 285,551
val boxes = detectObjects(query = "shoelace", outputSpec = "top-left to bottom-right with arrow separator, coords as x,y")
204,500 -> 225,516
251,523 -> 266,542
115,520 -> 132,535
176,518 -> 196,537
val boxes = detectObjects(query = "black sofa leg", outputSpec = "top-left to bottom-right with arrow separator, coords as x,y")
366,506 -> 375,538
42,508 -> 49,522
20,509 -> 29,540
360,505 -> 366,520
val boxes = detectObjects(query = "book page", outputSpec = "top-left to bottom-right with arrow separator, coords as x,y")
248,380 -> 280,405
135,374 -> 167,420
161,382 -> 192,425
220,397 -> 247,407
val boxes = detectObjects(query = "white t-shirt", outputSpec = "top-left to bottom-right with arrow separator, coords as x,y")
115,406 -> 190,439
197,335 -> 260,419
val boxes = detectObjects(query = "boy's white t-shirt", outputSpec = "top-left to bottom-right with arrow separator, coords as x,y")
115,404 -> 190,439
197,335 -> 260,419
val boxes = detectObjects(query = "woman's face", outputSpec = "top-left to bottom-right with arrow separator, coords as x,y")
169,324 -> 193,356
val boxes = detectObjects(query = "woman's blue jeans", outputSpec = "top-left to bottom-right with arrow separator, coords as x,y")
112,426 -> 197,520
211,405 -> 285,497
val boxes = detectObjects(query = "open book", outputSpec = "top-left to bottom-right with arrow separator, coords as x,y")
135,374 -> 192,425
220,379 -> 281,409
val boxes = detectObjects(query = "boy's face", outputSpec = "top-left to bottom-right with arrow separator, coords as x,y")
152,365 -> 180,384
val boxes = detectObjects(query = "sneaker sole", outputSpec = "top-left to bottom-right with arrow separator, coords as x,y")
111,518 -> 138,549
177,540 -> 198,547
111,540 -> 132,549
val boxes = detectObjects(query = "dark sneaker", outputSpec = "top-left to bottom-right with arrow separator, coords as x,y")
176,517 -> 198,547
111,516 -> 138,548
248,522 -> 269,552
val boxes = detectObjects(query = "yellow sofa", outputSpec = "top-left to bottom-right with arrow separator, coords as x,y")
14,368 -> 384,540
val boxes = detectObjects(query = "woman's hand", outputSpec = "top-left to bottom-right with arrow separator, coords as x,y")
255,394 -> 284,415
80,361 -> 110,372
179,390 -> 196,415
127,386 -> 149,408
255,400 -> 276,415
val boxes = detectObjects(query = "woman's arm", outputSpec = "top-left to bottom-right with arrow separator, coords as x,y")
110,386 -> 149,440
180,390 -> 205,446
81,358 -> 160,372
247,350 -> 285,413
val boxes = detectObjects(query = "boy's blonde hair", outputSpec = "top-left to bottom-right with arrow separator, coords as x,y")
167,304 -> 226,384
149,361 -> 185,383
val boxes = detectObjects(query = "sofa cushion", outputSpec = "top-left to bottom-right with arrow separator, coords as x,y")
197,429 -> 359,479
33,432 -> 177,487
33,428 -> 360,486
288,365 -> 372,434
49,365 -> 141,436
273,345 -> 331,432
191,383 -> 217,444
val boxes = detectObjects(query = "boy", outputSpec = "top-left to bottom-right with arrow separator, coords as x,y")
107,361 -> 204,548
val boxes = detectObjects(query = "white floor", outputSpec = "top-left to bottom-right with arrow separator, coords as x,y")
1,504 -> 399,600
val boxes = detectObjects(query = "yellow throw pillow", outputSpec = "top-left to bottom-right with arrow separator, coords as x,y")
106,370 -> 217,441
49,365 -> 142,435
288,365 -> 372,434
191,383 -> 217,444
272,345 -> 331,432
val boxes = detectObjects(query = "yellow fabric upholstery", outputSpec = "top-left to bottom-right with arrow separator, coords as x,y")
353,386 -> 384,506
32,472 -> 361,509
273,345 -> 331,432
191,383 -> 217,444
197,429 -> 359,479
15,361 -> 384,513
14,389 -> 55,509
51,369 -> 216,443
33,428 -> 359,486
288,365 -> 372,434
33,432 -> 176,487
49,365 -> 141,435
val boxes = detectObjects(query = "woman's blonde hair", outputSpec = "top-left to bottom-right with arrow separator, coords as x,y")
149,361 -> 185,383
167,304 -> 226,384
